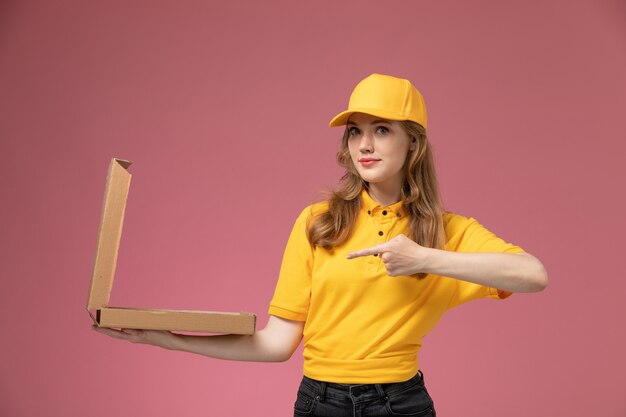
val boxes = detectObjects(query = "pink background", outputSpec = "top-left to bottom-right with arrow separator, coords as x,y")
1,0 -> 625,416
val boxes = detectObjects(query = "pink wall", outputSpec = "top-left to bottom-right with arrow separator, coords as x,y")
1,0 -> 624,416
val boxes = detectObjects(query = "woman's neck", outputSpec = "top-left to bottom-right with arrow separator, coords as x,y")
367,183 -> 402,207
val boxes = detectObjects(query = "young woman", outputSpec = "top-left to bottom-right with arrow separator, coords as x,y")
94,73 -> 548,417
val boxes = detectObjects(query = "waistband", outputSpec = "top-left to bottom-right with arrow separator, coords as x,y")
301,371 -> 425,402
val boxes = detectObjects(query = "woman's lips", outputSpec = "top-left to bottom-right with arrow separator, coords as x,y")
358,158 -> 381,167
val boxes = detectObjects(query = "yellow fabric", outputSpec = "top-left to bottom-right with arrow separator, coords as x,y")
268,190 -> 524,383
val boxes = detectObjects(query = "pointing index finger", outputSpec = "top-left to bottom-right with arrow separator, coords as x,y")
347,244 -> 385,259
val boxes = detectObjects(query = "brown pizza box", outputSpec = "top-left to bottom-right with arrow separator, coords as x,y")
87,158 -> 256,334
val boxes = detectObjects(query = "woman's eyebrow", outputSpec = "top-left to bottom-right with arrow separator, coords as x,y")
347,119 -> 392,127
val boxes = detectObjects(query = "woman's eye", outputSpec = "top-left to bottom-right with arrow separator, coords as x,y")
376,126 -> 389,135
348,127 -> 360,136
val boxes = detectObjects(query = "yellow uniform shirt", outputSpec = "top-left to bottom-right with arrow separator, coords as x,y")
268,190 -> 524,383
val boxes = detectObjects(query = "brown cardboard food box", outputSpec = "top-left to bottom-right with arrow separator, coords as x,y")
87,158 -> 256,334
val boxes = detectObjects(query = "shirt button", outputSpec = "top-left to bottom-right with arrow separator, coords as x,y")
378,231 -> 383,236
367,210 -> 371,215
397,213 -> 401,217
382,210 -> 387,215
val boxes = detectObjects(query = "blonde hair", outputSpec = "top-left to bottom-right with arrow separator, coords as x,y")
307,120 -> 445,278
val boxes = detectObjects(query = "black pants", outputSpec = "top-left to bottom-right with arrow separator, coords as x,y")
293,371 -> 436,417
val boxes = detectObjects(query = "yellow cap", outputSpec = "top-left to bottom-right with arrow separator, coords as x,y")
329,74 -> 427,129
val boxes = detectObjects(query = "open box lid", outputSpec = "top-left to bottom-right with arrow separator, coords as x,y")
87,158 -> 132,311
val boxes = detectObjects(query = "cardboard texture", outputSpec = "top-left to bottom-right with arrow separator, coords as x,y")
87,158 -> 256,334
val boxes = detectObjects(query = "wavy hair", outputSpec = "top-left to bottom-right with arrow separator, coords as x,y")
307,120 -> 445,278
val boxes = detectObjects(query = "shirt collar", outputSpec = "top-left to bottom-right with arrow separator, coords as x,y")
360,189 -> 405,217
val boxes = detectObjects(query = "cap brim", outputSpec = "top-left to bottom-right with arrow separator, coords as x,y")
328,108 -> 410,127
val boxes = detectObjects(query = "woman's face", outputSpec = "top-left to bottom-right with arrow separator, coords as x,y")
346,113 -> 412,191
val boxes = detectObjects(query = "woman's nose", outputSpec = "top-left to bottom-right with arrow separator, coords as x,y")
359,134 -> 374,152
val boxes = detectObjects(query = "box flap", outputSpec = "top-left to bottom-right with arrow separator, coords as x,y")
87,158 -> 132,310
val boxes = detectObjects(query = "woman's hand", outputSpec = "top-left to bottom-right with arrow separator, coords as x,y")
347,234 -> 430,276
92,326 -> 179,350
